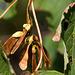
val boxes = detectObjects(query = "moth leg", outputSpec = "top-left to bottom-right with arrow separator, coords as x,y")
0,0 -> 17,19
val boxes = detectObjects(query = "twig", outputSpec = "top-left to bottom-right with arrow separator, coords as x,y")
31,1 -> 42,45
31,0 -> 43,72
0,0 -> 17,19
26,0 -> 32,23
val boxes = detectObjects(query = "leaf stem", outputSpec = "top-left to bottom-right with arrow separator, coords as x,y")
31,0 -> 43,72
26,0 -> 32,23
31,1 -> 42,45
0,0 -> 17,19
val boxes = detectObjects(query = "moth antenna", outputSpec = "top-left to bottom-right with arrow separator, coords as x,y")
0,0 -> 17,19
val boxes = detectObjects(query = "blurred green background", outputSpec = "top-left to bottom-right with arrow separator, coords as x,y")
0,0 -> 74,75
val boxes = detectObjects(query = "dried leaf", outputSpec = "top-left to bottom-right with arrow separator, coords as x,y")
12,31 -> 23,37
32,53 -> 37,73
64,2 -> 75,13
43,47 -> 51,68
38,46 -> 42,68
28,45 -> 32,65
19,43 -> 31,70
52,31 -> 60,42
11,31 -> 27,54
33,35 -> 38,41
19,44 -> 27,62
36,41 -> 51,69
3,37 -> 18,56
34,41 -> 43,71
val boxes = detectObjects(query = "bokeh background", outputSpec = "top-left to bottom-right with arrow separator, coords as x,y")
0,0 -> 74,75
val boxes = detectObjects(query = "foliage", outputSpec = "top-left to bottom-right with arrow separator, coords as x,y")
32,70 -> 64,75
34,0 -> 74,32
0,0 -> 16,19
0,0 -> 75,75
61,4 -> 75,75
0,42 -> 15,75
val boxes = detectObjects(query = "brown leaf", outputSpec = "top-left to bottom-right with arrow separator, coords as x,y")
19,44 -> 27,62
43,47 -> 51,68
32,53 -> 37,73
64,2 -> 75,13
3,37 -> 18,56
34,41 -> 43,71
11,30 -> 27,54
33,35 -> 38,41
38,46 -> 42,68
19,43 -> 31,70
21,71 -> 31,75
28,45 -> 32,65
52,31 -> 60,42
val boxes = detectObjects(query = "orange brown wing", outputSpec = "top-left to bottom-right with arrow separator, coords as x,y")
32,53 -> 37,73
38,46 -> 42,68
32,45 -> 37,73
43,46 -> 51,68
11,31 -> 27,54
3,37 -> 18,56
34,41 -> 42,72
19,43 -> 31,70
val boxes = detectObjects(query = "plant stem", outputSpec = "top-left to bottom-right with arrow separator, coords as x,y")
0,0 -> 17,19
26,0 -> 32,23
31,1 -> 42,45
31,0 -> 43,71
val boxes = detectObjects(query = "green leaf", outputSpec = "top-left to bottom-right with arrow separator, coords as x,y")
0,41 -> 15,75
34,0 -> 74,32
32,70 -> 64,75
61,3 -> 75,75
43,35 -> 64,72
57,39 -> 64,54
0,0 -> 17,19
